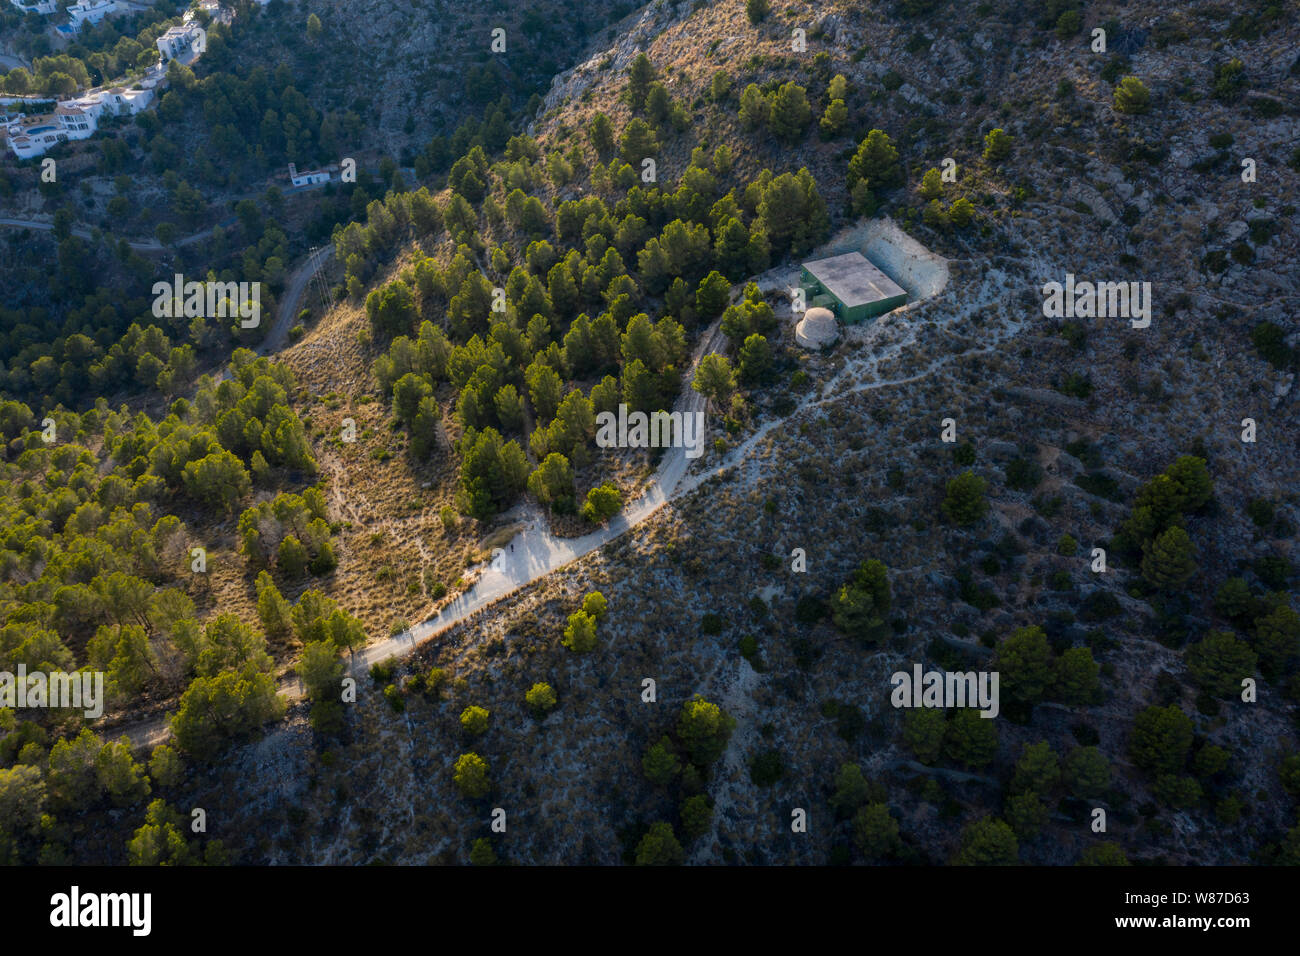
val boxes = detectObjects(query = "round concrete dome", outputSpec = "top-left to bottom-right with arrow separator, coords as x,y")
795,307 -> 839,349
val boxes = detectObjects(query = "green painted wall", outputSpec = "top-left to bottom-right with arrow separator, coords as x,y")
799,266 -> 907,324
845,292 -> 908,323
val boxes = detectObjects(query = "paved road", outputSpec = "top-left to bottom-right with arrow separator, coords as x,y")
0,214 -> 239,252
0,165 -> 407,253
0,216 -> 164,252
264,245 -> 333,354
1,208 -> 332,359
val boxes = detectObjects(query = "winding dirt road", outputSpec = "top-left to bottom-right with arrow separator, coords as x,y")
100,222 -> 968,751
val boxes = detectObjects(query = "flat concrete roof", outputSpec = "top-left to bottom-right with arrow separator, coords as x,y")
802,251 -> 906,308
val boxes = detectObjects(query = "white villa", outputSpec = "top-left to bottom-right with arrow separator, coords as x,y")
187,0 -> 232,25
97,86 -> 156,114
66,0 -> 126,31
156,22 -> 204,62
8,0 -> 58,15
3,85 -> 152,159
4,108 -> 95,159
2,2 -> 220,158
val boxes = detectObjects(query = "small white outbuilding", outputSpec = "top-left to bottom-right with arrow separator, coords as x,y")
794,306 -> 839,349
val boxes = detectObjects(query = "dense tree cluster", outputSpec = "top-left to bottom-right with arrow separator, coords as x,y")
992,625 -> 1101,711
1,185 -> 307,414
0,342 -> 347,860
635,693 -> 735,863
352,107 -> 831,521
0,4 -> 188,96
739,80 -> 813,144
1110,456 -> 1212,595
237,487 -> 335,577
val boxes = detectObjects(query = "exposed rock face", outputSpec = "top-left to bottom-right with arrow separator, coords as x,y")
795,307 -> 839,349
531,0 -> 695,126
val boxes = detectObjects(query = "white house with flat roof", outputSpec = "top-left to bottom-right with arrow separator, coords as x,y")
9,0 -> 58,15
97,86 -> 154,115
4,105 -> 97,159
4,4 -> 208,158
156,22 -> 204,62
65,94 -> 106,121
2,83 -> 154,157
288,162 -> 332,187
67,0 -> 121,31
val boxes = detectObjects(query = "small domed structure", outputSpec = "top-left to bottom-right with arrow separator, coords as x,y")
795,306 -> 839,349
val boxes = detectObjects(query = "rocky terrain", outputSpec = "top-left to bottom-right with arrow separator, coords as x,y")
4,0 -> 1296,867
150,0 -> 1299,866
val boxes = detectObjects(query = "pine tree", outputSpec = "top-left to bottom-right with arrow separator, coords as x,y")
527,453 -> 575,509
949,197 -> 976,228
1254,603 -> 1299,678
525,683 -> 557,715
635,822 -> 684,865
452,752 -> 490,798
831,559 -> 891,645
738,333 -> 772,384
255,571 -> 291,639
919,167 -> 943,200
588,112 -> 615,159
1113,76 -> 1151,114
691,353 -> 736,409
982,127 -> 1013,163
1010,742 -> 1060,794
582,483 -> 622,523
1140,525 -> 1197,590
677,696 -> 736,766
739,83 -> 768,130
712,217 -> 751,280
562,609 -> 598,652
903,708 -> 947,763
943,708 -> 998,768
941,471 -> 988,526
460,705 -> 490,736
767,81 -> 812,144
1063,746 -> 1111,797
1051,645 -> 1099,703
819,98 -> 848,139
642,736 -> 681,785
469,837 -> 498,866
994,625 -> 1054,706
626,54 -> 655,112
853,804 -> 902,860
953,817 -> 1018,865
1004,792 -> 1048,840
848,129 -> 901,189
1186,630 -> 1258,697
1129,705 -> 1193,775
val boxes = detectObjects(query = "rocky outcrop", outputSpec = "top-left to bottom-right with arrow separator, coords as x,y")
531,0 -> 694,126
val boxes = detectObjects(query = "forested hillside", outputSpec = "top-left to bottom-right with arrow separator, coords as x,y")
0,0 -> 1297,867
